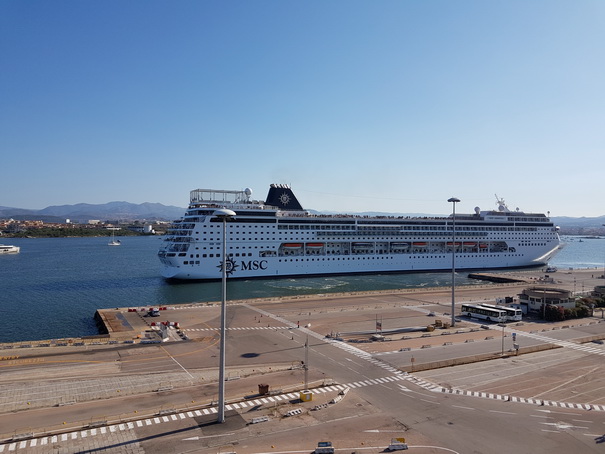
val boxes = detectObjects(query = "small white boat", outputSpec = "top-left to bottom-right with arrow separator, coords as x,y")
108,231 -> 121,246
0,244 -> 20,254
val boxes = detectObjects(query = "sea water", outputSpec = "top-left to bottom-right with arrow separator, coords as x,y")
0,235 -> 603,343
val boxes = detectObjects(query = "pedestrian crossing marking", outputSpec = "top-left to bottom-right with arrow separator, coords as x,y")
184,326 -> 289,332
518,331 -> 605,356
4,314 -> 605,451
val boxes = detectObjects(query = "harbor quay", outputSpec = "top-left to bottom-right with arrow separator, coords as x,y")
2,268 -> 605,453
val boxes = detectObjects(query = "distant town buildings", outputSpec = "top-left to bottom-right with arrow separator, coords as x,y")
129,224 -> 155,234
0,218 -> 158,236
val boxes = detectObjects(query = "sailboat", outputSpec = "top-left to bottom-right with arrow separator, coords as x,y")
108,230 -> 121,246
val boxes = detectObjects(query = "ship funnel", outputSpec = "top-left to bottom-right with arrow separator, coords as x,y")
265,184 -> 304,210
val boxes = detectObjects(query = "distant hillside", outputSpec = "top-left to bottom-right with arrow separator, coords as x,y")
0,202 -> 186,222
551,216 -> 605,235
552,215 -> 605,228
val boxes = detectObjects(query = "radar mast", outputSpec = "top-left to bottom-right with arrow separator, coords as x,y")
494,194 -> 510,212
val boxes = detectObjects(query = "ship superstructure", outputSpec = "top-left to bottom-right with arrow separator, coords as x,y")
158,185 -> 561,280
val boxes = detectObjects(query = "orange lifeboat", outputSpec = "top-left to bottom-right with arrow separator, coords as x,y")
282,243 -> 303,249
306,243 -> 324,248
412,242 -> 427,247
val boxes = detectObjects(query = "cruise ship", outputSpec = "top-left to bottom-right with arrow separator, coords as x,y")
158,184 -> 561,280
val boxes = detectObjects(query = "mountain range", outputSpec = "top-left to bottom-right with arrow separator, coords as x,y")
1,202 -> 604,234
0,202 -> 185,223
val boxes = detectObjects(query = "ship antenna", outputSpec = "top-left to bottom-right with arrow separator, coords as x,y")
494,194 -> 509,212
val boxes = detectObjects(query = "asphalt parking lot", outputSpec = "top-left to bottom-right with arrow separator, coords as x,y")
2,268 -> 605,453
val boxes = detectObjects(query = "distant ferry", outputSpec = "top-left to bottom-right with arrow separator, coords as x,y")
0,244 -> 20,254
158,185 -> 561,280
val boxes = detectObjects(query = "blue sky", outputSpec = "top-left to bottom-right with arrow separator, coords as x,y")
1,1 -> 604,217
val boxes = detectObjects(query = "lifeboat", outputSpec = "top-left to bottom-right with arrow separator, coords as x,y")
282,243 -> 303,249
463,242 -> 477,247
391,242 -> 409,248
412,242 -> 427,247
446,242 -> 461,247
352,242 -> 373,248
479,244 -> 488,249
306,243 -> 324,248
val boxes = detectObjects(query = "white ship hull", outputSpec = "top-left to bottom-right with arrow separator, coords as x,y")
158,185 -> 562,281
161,247 -> 560,280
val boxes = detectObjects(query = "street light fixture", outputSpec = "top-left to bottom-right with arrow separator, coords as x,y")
602,224 -> 605,279
213,208 -> 236,423
448,197 -> 460,327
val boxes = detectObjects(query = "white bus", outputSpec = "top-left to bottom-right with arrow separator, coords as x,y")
480,304 -> 522,322
460,304 -> 507,323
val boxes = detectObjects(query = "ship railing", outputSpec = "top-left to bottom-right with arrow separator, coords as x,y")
229,203 -> 276,211
190,188 -> 249,204
162,236 -> 193,243
181,216 -> 205,223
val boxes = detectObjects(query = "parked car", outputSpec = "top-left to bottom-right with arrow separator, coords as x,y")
315,441 -> 334,454
387,438 -> 408,451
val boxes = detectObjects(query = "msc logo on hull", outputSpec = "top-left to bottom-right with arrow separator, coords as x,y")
240,260 -> 268,271
217,259 -> 268,276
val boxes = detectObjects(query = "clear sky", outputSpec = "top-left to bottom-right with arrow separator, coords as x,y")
1,1 -> 604,217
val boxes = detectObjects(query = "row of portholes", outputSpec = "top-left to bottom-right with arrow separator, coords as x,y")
279,257 -> 394,262
277,253 -> 524,262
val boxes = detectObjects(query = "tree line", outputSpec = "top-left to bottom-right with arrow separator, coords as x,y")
542,296 -> 605,322
8,227 -> 143,238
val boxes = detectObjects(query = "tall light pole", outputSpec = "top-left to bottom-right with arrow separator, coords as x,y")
448,197 -> 460,327
214,208 -> 236,423
602,224 -> 605,279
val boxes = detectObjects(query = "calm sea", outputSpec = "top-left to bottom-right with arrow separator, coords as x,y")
0,235 -> 603,343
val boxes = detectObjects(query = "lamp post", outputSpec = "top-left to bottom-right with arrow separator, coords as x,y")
602,224 -> 605,279
448,197 -> 460,327
214,208 -> 236,423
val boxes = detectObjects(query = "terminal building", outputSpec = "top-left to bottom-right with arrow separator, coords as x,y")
516,286 -> 575,314
593,285 -> 605,298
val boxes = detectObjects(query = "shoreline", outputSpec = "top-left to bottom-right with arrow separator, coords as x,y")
2,268 -> 602,347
